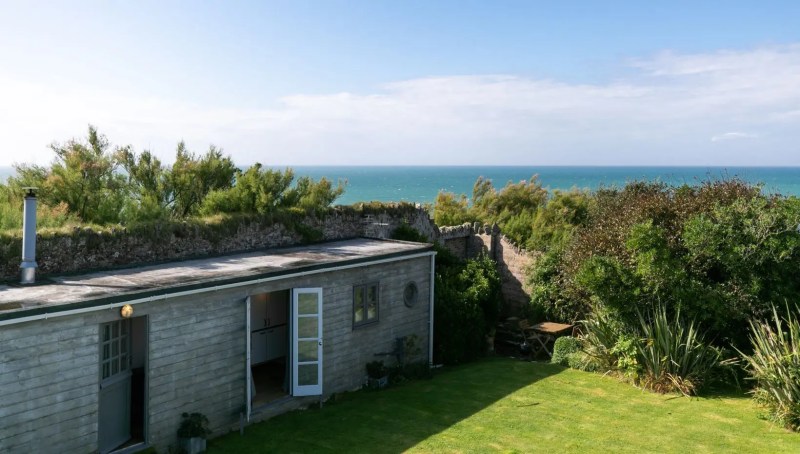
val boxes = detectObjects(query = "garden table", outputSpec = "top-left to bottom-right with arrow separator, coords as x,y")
525,322 -> 574,358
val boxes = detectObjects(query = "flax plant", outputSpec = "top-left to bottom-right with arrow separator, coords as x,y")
739,305 -> 800,430
635,304 -> 722,396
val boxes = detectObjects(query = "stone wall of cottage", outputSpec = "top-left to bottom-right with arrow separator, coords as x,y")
0,205 -> 438,282
0,255 -> 432,452
0,205 -> 534,316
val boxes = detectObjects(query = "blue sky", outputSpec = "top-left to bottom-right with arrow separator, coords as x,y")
1,1 -> 799,166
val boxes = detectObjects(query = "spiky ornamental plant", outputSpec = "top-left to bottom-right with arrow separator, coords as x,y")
739,305 -> 800,431
635,304 -> 722,396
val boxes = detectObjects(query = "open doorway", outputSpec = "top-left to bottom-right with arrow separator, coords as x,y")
98,315 -> 147,453
249,290 -> 290,407
129,316 -> 147,444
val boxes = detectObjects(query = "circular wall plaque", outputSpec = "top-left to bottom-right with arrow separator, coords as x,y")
403,282 -> 419,308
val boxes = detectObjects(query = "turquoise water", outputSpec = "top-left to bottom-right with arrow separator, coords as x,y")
2,166 -> 798,205
290,166 -> 800,205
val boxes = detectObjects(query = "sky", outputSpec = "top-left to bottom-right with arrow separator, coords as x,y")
0,1 -> 799,167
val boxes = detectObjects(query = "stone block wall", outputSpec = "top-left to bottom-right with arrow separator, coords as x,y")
0,316 -> 100,453
492,235 -> 537,315
438,224 -> 535,316
0,205 -> 438,282
0,254 -> 432,452
0,203 -> 536,316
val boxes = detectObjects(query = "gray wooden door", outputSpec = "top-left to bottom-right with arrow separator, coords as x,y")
99,320 -> 132,454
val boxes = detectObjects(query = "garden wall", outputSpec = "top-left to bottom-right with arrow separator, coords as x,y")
439,223 -> 535,316
1,204 -> 533,316
0,205 -> 437,282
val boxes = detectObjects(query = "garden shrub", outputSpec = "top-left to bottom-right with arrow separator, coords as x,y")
609,333 -> 641,379
634,304 -> 723,396
551,336 -> 580,366
738,305 -> 800,431
391,223 -> 430,243
578,308 -> 631,372
578,303 -> 725,395
431,175 -> 800,395
566,350 -> 596,371
460,256 -> 503,334
430,247 -> 503,365
528,180 -> 800,348
527,248 -> 589,322
433,264 -> 485,364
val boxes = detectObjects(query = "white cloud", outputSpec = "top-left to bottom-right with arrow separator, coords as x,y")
711,132 -> 758,142
1,44 -> 800,166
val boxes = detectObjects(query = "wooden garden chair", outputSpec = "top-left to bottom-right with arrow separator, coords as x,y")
519,320 -> 574,358
519,319 -> 554,358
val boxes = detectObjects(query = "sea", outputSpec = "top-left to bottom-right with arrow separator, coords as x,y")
287,166 -> 800,205
2,165 -> 798,205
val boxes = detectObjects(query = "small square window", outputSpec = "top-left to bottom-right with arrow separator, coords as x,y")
353,282 -> 379,327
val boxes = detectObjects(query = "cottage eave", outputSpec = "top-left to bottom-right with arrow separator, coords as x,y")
0,237 -> 434,324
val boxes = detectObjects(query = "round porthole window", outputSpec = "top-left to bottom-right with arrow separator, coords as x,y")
403,282 -> 419,308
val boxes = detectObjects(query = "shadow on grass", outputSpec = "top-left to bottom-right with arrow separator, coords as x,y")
695,380 -> 751,400
208,356 -> 563,453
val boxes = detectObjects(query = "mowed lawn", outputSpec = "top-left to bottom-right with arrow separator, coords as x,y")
209,357 -> 799,453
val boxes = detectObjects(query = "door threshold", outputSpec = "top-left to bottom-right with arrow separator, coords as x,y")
111,441 -> 148,454
253,394 -> 293,411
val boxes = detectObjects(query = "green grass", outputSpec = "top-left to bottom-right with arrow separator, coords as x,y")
209,357 -> 798,453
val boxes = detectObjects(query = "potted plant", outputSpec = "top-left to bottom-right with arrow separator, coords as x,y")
177,412 -> 211,454
366,360 -> 389,389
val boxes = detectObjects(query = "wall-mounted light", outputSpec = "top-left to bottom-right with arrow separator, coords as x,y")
120,304 -> 134,318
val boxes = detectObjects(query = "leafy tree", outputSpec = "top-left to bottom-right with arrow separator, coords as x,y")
681,196 -> 800,342
1,127 -> 349,229
470,176 -> 496,219
285,175 -> 345,213
2,168 -> 79,230
199,164 -> 344,216
434,175 -> 551,246
527,180 -> 800,347
117,148 -> 172,222
7,163 -> 49,191
433,191 -> 472,226
480,176 -> 548,227
527,189 -> 591,250
9,126 -> 127,224
168,142 -> 237,217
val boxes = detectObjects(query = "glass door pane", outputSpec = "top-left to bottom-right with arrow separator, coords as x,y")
292,288 -> 323,396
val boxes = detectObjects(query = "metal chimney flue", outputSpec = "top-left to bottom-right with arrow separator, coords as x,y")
20,187 -> 38,284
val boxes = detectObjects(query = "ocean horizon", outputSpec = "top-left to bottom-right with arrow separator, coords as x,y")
286,166 -> 800,205
2,165 -> 799,205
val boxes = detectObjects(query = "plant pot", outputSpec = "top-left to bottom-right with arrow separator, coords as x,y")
179,437 -> 207,454
368,375 -> 389,389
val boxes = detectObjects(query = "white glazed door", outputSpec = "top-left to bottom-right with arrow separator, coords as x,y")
292,288 -> 323,396
98,320 -> 132,454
